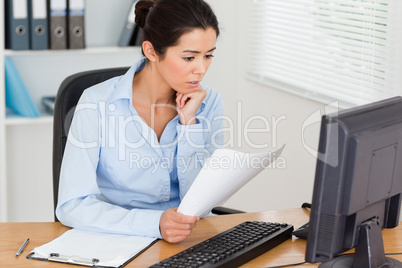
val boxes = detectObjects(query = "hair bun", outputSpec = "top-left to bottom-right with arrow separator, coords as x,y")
135,0 -> 155,29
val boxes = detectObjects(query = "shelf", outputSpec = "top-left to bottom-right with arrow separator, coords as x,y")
3,46 -> 143,128
5,115 -> 53,126
4,46 -> 142,57
0,0 -> 140,223
5,103 -> 53,126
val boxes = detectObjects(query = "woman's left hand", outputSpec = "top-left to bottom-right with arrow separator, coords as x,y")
176,88 -> 207,125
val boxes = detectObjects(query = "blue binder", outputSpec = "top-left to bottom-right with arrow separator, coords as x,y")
5,58 -> 40,118
28,0 -> 49,50
5,0 -> 30,50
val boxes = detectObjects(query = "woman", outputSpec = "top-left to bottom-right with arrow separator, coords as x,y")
56,0 -> 224,243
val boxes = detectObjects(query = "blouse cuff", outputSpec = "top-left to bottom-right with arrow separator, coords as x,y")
130,209 -> 164,239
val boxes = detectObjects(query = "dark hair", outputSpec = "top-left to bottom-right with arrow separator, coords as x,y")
135,0 -> 219,58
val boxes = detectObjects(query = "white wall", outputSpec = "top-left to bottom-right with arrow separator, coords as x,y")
204,0 -> 338,212
85,0 -> 133,47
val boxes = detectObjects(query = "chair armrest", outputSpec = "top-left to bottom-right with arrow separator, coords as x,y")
211,206 -> 245,215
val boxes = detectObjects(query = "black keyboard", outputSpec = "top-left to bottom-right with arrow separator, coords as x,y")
150,221 -> 294,268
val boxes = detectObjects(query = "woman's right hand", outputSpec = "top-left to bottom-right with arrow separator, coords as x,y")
159,208 -> 199,243
176,89 -> 207,125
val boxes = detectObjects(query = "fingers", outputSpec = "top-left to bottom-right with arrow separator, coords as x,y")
175,92 -> 189,109
164,209 -> 199,231
175,89 -> 207,125
160,208 -> 199,243
176,89 -> 206,109
162,218 -> 197,243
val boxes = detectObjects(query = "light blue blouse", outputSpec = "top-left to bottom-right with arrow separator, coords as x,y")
56,58 -> 224,238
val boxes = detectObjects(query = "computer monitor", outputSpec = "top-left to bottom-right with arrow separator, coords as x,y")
305,97 -> 402,267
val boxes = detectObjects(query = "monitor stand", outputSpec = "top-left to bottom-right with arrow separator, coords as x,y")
319,219 -> 402,268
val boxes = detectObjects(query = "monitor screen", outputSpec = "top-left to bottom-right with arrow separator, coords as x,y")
305,97 -> 402,267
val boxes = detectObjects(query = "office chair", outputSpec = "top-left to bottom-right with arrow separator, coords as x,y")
52,67 -> 243,222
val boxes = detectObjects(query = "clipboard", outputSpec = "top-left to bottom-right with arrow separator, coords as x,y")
26,229 -> 158,268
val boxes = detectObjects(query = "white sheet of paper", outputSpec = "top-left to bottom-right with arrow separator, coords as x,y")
178,145 -> 285,217
29,229 -> 157,267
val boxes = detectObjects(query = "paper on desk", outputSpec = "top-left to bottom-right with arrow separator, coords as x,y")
28,229 -> 157,267
178,145 -> 285,217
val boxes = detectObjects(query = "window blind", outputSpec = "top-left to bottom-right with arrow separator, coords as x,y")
247,0 -> 402,108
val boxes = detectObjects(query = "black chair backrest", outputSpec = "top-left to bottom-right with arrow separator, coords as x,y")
52,67 -> 129,221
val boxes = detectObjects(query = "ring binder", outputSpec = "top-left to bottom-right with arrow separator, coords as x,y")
67,0 -> 85,49
49,0 -> 67,49
5,0 -> 30,50
28,0 -> 49,50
